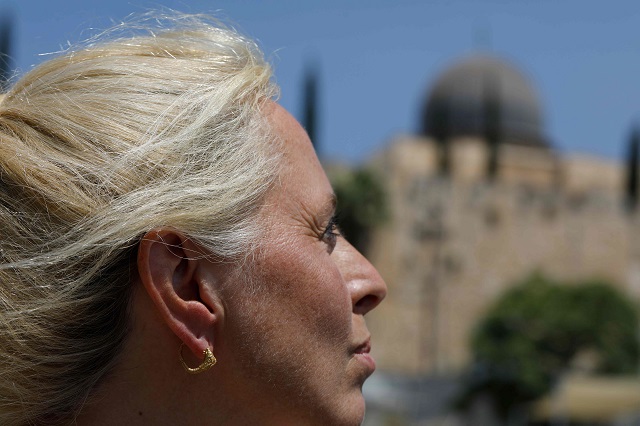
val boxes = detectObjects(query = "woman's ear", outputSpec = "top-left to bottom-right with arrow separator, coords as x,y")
136,227 -> 224,360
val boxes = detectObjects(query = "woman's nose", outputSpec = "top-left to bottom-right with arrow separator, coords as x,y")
336,240 -> 387,315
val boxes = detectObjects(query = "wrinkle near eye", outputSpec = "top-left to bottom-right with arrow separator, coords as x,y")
289,199 -> 324,237
289,193 -> 338,240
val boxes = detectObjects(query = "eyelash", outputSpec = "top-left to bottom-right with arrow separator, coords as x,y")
321,214 -> 340,251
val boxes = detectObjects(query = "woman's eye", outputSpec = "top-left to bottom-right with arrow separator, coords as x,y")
321,215 -> 340,252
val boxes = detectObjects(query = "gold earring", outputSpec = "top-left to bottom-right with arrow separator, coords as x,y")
179,343 -> 217,374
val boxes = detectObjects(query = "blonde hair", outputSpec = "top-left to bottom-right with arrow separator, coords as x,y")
0,13 -> 279,425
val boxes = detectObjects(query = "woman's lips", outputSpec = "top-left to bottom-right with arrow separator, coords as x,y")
353,338 -> 376,373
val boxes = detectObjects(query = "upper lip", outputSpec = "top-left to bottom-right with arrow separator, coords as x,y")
353,337 -> 371,354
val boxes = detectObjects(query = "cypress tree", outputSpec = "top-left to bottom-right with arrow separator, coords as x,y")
301,62 -> 319,154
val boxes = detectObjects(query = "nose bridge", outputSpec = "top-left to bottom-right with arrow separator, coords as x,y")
339,240 -> 387,315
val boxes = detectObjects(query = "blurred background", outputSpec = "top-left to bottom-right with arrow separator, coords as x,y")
4,1 -> 640,425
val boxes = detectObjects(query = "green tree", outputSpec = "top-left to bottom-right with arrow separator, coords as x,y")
457,273 -> 640,419
330,167 -> 388,254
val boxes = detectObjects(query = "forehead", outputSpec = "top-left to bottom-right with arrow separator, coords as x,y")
266,103 -> 333,202
269,104 -> 321,170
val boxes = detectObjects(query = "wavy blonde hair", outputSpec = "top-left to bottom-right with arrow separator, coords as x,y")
0,13 -> 279,425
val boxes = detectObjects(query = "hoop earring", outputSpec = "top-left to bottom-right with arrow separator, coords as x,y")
179,343 -> 217,374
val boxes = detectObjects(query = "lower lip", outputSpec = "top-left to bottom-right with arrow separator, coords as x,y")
354,352 -> 376,373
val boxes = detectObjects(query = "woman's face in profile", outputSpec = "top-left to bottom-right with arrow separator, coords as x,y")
218,103 -> 387,425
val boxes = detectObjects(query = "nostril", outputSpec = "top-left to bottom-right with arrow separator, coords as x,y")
354,294 -> 382,315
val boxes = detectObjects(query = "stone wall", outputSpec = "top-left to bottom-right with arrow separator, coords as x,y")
365,136 -> 639,375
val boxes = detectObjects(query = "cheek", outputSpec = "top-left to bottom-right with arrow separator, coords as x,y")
224,247 -> 353,388
257,243 -> 352,341
303,263 -> 352,339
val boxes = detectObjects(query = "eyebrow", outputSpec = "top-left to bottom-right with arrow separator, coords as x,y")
329,193 -> 337,210
320,193 -> 337,218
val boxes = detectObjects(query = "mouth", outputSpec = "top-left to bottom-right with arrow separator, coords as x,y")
353,337 -> 376,375
354,338 -> 371,355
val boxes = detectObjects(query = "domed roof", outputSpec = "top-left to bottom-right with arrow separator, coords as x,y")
422,54 -> 547,147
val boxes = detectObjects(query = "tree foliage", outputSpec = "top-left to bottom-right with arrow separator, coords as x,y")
457,273 -> 640,418
330,167 -> 388,253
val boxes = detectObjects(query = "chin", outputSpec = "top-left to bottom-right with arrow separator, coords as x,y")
330,391 -> 367,426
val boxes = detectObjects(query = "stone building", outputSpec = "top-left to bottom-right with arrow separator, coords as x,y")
363,54 -> 640,380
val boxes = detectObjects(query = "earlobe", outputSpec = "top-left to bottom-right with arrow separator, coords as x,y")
137,228 -> 222,361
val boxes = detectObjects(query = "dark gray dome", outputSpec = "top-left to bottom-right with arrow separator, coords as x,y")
422,54 -> 547,147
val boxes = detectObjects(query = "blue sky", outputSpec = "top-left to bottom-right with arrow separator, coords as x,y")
7,0 -> 640,163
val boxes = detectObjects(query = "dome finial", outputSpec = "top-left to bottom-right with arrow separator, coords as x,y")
473,20 -> 492,52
